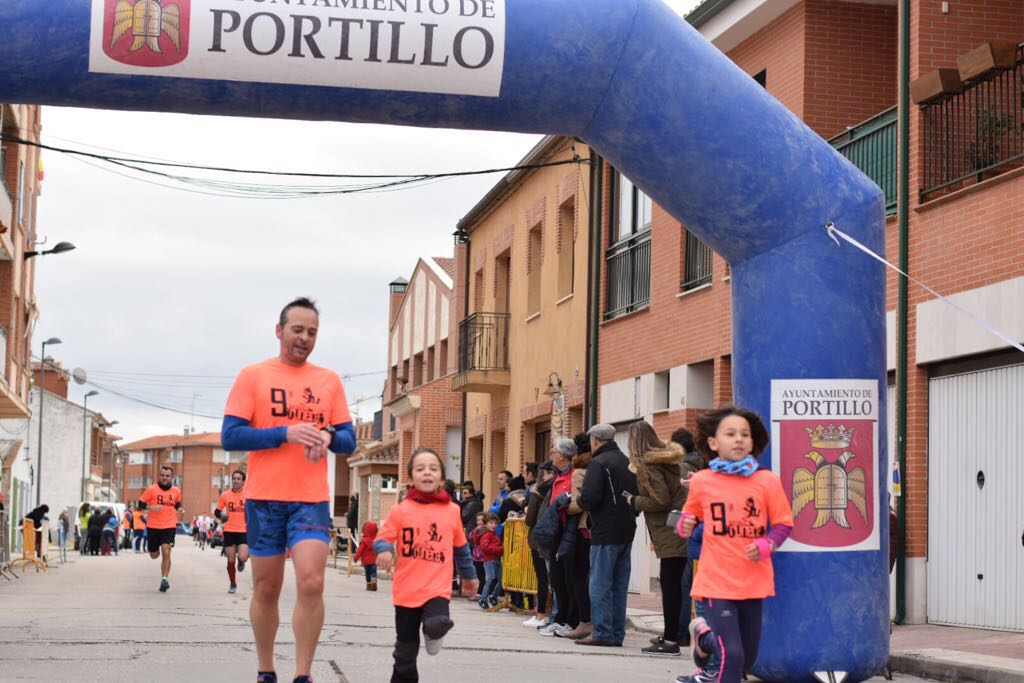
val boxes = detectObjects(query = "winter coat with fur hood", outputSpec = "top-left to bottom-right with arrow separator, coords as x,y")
566,450 -> 593,531
631,441 -> 693,558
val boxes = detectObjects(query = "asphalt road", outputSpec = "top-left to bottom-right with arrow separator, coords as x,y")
0,542 -> 927,682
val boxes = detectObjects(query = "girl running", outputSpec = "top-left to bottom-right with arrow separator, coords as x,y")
676,406 -> 794,683
375,447 -> 478,682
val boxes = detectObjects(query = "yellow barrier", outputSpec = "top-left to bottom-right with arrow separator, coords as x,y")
11,520 -> 47,573
489,517 -> 536,614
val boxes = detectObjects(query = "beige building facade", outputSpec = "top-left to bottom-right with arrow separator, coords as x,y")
454,136 -> 591,502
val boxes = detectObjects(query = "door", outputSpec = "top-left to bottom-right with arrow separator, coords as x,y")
927,363 -> 1023,631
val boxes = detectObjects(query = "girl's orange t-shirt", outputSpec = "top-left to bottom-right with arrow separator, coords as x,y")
378,498 -> 467,608
682,469 -> 794,600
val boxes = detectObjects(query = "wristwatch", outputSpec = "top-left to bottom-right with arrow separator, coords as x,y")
320,424 -> 337,437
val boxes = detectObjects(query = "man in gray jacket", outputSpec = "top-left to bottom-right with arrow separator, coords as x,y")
576,424 -> 639,647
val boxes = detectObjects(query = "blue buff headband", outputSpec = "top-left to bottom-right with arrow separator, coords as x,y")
709,456 -> 759,477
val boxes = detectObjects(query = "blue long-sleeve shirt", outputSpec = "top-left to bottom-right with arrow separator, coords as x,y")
221,415 -> 356,454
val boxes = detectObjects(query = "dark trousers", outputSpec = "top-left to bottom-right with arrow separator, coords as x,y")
679,557 -> 696,642
473,560 -> 485,587
569,536 -> 592,623
530,548 -> 549,614
550,555 -> 578,627
660,556 -> 686,642
703,597 -> 763,683
391,597 -> 452,682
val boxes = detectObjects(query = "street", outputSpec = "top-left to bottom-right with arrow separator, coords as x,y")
0,542 -> 930,682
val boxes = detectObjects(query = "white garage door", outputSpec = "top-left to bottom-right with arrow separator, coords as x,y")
927,363 -> 1024,631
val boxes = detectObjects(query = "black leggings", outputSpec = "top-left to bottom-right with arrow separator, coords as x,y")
569,536 -> 591,622
703,597 -> 763,683
549,555 -> 578,627
659,556 -> 686,642
531,548 -> 549,614
391,597 -> 453,682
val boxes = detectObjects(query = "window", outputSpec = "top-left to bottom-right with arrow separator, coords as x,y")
557,198 -> 575,298
495,253 -> 511,313
212,475 -> 223,488
167,448 -> 183,463
16,161 -> 25,225
527,226 -> 542,316
426,345 -> 435,383
128,476 -> 147,489
382,475 -> 398,492
128,451 -> 152,465
605,171 -> 651,320
681,230 -> 713,291
439,339 -> 448,377
614,172 -> 652,243
473,268 -> 485,312
412,352 -> 424,387
173,475 -> 183,487
653,371 -> 670,412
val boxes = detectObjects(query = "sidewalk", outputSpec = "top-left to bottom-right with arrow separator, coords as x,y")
626,594 -> 1024,683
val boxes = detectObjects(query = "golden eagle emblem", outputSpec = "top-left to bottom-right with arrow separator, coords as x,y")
792,450 -> 868,529
111,0 -> 181,53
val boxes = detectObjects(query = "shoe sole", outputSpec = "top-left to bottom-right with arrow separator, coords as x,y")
642,649 -> 681,656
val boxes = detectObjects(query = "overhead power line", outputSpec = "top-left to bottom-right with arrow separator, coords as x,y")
1,133 -> 586,200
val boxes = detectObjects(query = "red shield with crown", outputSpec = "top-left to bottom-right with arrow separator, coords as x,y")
778,420 -> 875,548
103,0 -> 190,67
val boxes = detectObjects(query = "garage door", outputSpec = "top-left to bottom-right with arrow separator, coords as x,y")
927,363 -> 1024,631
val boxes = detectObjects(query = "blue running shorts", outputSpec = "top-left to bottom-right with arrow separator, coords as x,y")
245,500 -> 331,557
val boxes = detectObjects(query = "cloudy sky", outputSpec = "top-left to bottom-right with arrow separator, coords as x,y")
32,0 -> 701,444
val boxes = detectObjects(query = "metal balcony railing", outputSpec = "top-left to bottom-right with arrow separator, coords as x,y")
604,231 -> 651,320
457,312 -> 510,373
829,106 -> 898,214
921,44 -> 1024,199
681,231 -> 713,291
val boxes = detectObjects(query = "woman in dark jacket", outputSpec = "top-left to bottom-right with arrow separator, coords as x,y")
523,461 -> 555,628
624,421 -> 695,656
87,510 -> 105,556
560,433 -> 595,640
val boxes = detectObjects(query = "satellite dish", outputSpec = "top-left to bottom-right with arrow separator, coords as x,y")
72,367 -> 87,385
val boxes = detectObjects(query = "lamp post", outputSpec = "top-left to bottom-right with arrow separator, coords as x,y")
35,337 -> 62,506
80,389 -> 99,500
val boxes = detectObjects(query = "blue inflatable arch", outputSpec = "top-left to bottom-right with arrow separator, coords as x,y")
0,0 -> 887,679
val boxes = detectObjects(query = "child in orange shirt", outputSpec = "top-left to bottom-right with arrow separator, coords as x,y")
676,406 -> 794,683
375,447 -> 479,682
353,521 -> 379,591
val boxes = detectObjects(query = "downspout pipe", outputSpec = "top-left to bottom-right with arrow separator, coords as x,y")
458,232 -> 471,486
895,0 -> 910,626
586,152 -> 603,428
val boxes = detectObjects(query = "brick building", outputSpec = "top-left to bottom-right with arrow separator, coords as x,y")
454,136 -> 591,504
590,0 -> 1022,623
119,432 -> 244,520
346,418 -> 399,531
381,256 -> 463,484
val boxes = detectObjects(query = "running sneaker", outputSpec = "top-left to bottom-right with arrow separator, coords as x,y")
229,584 -> 237,594
642,639 -> 681,656
538,622 -> 567,637
424,636 -> 444,656
522,615 -> 546,628
688,617 -> 712,668
159,578 -> 170,593
256,673 -> 277,683
675,667 -> 719,683
237,559 -> 246,573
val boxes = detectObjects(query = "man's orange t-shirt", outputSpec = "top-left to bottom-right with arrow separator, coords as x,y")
682,469 -> 794,601
378,499 -> 467,608
216,489 -> 247,533
224,358 -> 351,503
139,484 -> 183,530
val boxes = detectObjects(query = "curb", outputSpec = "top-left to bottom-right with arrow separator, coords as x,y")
889,651 -> 1024,683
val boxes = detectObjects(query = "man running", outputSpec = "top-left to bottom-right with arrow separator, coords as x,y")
216,469 -> 250,594
222,297 -> 356,683
138,465 -> 183,592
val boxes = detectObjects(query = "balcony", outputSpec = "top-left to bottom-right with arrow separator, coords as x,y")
0,326 -> 29,418
920,44 -> 1024,200
0,144 -> 12,236
829,106 -> 897,215
605,231 -> 651,320
451,312 -> 510,393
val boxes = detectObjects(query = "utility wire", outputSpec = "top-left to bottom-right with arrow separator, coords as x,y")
2,133 -> 586,199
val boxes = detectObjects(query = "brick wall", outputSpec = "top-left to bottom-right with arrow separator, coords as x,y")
392,376 -> 462,485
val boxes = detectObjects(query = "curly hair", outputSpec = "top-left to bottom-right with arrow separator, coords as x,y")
695,405 -> 770,458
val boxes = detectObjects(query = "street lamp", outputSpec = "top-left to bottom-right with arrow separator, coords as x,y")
35,337 -> 61,506
24,241 -> 76,259
81,389 -> 99,500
